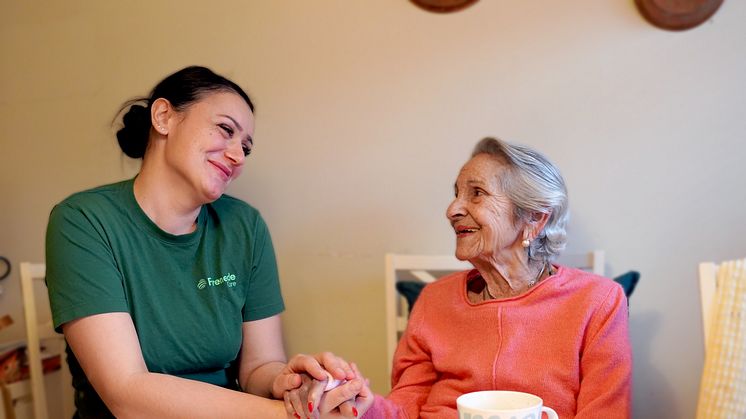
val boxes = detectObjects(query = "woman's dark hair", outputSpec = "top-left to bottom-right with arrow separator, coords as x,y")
115,66 -> 254,158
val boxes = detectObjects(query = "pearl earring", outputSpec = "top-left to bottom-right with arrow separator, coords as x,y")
522,238 -> 530,248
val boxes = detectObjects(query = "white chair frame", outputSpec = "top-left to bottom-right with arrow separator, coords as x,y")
698,262 -> 717,352
18,262 -> 73,419
384,254 -> 472,373
556,250 -> 605,276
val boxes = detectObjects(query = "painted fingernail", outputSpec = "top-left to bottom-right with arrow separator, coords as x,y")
353,407 -> 359,417
308,402 -> 313,412
294,413 -> 300,419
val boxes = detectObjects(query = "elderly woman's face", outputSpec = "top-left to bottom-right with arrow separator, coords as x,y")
446,154 -> 525,263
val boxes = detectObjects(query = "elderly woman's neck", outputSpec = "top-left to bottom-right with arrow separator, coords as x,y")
471,255 -> 546,298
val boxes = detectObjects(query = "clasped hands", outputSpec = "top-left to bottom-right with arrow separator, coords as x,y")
274,352 -> 373,419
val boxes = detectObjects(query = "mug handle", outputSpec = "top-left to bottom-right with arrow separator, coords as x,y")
542,406 -> 559,419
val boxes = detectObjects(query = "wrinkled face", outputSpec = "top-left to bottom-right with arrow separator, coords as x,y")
446,154 -> 526,263
163,91 -> 254,203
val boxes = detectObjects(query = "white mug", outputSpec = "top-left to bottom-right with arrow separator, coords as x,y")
457,390 -> 558,419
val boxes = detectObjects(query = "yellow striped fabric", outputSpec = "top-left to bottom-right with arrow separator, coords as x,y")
697,258 -> 746,418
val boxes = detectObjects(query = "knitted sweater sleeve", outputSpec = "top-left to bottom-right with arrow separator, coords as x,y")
360,395 -> 406,419
575,284 -> 633,418
362,285 -> 438,419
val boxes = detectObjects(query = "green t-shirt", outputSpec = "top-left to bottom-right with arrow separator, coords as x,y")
46,178 -> 284,416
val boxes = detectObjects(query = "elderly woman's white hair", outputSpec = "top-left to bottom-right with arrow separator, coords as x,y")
472,137 -> 569,263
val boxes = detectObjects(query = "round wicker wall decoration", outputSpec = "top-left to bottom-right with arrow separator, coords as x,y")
635,0 -> 725,31
410,0 -> 479,13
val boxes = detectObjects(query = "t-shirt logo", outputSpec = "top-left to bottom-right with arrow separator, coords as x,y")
196,273 -> 237,290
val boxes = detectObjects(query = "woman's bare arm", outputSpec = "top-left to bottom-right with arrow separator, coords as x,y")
64,312 -> 287,419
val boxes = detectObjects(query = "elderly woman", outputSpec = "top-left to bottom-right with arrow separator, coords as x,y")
291,137 -> 632,418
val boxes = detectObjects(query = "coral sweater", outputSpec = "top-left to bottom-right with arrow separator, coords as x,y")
363,265 -> 632,419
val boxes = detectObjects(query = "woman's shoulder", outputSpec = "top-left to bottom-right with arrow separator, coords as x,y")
420,269 -> 472,298
54,179 -> 132,212
553,265 -> 626,301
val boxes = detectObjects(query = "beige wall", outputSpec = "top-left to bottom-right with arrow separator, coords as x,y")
2,1 -> 745,417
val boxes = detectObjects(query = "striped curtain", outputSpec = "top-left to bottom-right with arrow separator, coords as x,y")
697,258 -> 746,418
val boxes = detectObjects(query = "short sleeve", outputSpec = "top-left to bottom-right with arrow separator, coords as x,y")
242,214 -> 284,321
46,203 -> 129,331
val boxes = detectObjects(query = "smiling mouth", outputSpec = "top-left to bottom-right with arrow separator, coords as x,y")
210,161 -> 232,179
455,227 -> 479,236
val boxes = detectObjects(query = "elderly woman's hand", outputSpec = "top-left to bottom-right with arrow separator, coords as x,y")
284,363 -> 374,419
272,352 -> 355,401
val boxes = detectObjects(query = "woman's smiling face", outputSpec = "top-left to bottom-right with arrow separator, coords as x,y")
161,90 -> 255,203
446,154 -> 525,264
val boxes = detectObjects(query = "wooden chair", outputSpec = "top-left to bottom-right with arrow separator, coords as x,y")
698,262 -> 718,353
384,250 -> 605,377
556,250 -> 605,276
384,254 -> 472,373
17,262 -> 73,419
696,258 -> 746,418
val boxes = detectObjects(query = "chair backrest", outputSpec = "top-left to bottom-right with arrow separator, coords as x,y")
696,258 -> 746,418
384,250 -> 605,376
20,262 -> 52,419
384,254 -> 472,373
698,262 -> 718,352
556,250 -> 605,276
18,262 -> 73,419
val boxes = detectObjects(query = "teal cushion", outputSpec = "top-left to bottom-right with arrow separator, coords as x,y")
396,281 -> 426,313
613,271 -> 640,298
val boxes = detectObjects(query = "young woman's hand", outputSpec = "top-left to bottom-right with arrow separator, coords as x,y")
272,352 -> 355,400
284,363 -> 374,419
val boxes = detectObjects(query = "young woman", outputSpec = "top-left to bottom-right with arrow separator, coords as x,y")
46,66 -> 364,418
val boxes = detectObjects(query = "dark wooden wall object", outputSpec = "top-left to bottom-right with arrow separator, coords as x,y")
635,0 -> 725,31
410,0 -> 479,13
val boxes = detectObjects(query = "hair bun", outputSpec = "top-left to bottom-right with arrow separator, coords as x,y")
116,104 -> 151,158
